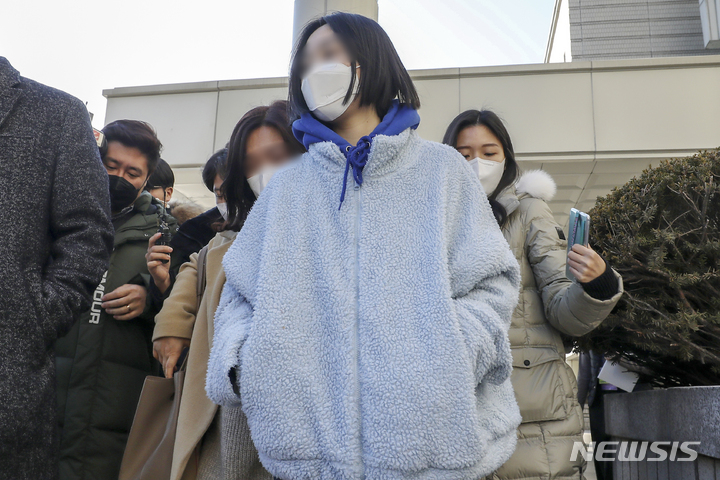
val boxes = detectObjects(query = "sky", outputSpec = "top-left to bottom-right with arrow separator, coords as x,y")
1,0 -> 555,128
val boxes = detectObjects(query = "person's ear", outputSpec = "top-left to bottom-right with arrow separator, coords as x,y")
165,187 -> 173,201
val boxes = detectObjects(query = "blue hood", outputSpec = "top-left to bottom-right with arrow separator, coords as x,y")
292,99 -> 420,152
292,100 -> 421,208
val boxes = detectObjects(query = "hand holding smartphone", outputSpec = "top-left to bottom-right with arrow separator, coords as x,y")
566,208 -> 591,281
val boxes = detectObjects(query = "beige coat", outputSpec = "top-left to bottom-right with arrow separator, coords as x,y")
489,171 -> 624,480
152,230 -> 268,480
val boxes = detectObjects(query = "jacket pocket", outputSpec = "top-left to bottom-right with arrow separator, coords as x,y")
21,267 -> 55,350
510,346 -> 569,424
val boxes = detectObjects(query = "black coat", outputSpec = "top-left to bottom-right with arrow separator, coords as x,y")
170,205 -> 222,270
55,192 -> 177,480
0,57 -> 113,480
577,350 -> 605,407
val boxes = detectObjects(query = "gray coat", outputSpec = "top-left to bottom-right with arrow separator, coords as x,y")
490,170 -> 623,480
0,57 -> 113,480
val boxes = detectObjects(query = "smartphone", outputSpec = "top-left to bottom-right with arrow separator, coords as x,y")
155,219 -> 172,264
155,189 -> 172,264
566,208 -> 591,281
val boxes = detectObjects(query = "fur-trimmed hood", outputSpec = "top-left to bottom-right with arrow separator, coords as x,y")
515,169 -> 557,202
497,169 -> 557,216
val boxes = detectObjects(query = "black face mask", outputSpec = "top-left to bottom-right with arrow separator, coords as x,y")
108,175 -> 140,212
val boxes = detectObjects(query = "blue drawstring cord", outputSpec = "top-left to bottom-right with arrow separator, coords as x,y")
338,135 -> 373,210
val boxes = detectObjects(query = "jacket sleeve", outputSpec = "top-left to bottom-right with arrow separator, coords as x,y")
205,281 -> 252,407
152,252 -> 200,341
206,194 -> 269,407
41,97 -> 113,342
447,161 -> 521,387
524,199 -> 623,337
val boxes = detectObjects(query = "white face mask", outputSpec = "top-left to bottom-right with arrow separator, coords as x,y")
301,63 -> 360,122
468,157 -> 506,196
247,164 -> 281,198
216,202 -> 228,221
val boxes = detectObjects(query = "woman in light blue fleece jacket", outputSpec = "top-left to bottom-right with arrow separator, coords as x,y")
207,12 -> 522,480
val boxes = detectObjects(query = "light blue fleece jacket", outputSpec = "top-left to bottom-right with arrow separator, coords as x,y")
206,127 -> 522,480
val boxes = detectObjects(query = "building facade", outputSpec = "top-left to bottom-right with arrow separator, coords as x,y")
102,0 -> 720,226
547,0 -> 720,62
104,55 -> 720,226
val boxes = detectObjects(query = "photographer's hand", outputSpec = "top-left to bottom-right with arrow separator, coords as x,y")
146,232 -> 172,294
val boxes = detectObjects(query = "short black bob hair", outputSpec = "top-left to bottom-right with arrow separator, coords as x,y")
202,148 -> 229,192
146,158 -> 174,190
443,109 -> 520,226
102,119 -> 162,176
288,12 -> 420,121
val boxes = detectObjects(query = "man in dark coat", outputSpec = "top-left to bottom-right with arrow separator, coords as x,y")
55,119 -> 177,480
0,57 -> 114,480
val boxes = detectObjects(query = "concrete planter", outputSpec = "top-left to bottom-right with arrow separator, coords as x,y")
604,386 -> 720,479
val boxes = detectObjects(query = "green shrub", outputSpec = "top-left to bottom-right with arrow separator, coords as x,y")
574,148 -> 720,387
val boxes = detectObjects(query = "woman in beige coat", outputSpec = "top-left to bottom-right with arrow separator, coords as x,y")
444,110 -> 624,480
145,101 -> 305,480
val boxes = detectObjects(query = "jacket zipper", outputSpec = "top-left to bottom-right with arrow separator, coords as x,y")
352,182 -> 366,478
